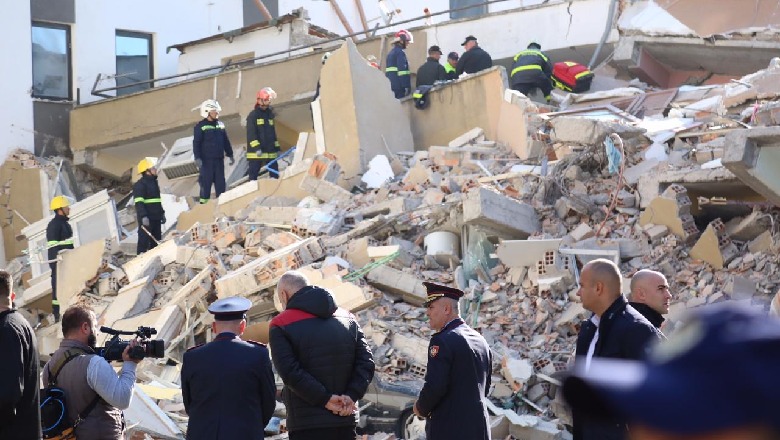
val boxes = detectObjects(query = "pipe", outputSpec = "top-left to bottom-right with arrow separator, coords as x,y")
354,0 -> 370,37
588,0 -> 618,69
253,0 -> 273,21
329,0 -> 356,38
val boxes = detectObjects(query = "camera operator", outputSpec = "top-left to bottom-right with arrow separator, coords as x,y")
42,305 -> 140,439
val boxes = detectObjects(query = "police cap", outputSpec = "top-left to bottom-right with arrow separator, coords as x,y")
208,296 -> 251,321
422,282 -> 464,306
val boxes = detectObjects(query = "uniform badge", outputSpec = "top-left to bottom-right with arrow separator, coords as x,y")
430,345 -> 439,358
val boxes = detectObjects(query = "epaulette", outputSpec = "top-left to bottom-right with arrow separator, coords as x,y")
245,340 -> 268,347
185,343 -> 205,352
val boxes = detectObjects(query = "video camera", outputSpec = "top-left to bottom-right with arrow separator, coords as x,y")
99,326 -> 165,362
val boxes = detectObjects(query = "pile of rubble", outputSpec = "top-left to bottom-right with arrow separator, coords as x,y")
8,54 -> 780,439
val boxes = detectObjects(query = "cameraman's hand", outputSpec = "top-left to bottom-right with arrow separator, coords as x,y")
122,339 -> 142,364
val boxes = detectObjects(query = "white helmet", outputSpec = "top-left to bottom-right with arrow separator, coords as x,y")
200,99 -> 221,119
321,52 -> 332,65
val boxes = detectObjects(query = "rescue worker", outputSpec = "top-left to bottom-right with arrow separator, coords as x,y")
193,99 -> 234,204
385,29 -> 413,99
246,87 -> 280,180
416,45 -> 447,88
510,42 -> 553,103
46,195 -> 74,322
456,35 -> 492,76
444,52 -> 459,80
133,157 -> 166,255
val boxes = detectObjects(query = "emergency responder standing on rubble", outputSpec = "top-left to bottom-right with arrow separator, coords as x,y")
46,195 -> 74,322
385,29 -> 413,99
246,87 -> 281,180
133,157 -> 166,255
194,99 -> 234,204
510,42 -> 554,103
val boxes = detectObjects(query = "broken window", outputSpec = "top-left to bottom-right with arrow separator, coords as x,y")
115,30 -> 153,96
450,0 -> 488,19
31,22 -> 71,100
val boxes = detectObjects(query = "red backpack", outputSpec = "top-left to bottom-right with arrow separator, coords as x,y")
552,61 -> 594,93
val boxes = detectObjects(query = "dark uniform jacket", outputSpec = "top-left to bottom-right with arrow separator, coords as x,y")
573,297 -> 663,440
182,332 -> 276,440
385,45 -> 411,97
132,174 -> 165,222
629,302 -> 665,330
416,318 -> 492,440
269,286 -> 374,432
510,49 -> 552,86
416,57 -> 447,88
246,106 -> 280,159
46,213 -> 74,262
456,46 -> 493,76
193,118 -> 233,161
0,309 -> 41,440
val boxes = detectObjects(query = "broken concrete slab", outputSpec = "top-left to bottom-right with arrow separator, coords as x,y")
170,265 -> 215,305
462,186 -> 541,239
748,230 -> 773,254
298,266 -> 375,312
123,240 -> 177,283
366,265 -> 427,306
639,184 -> 699,243
495,239 -> 562,268
722,127 -> 780,208
690,219 -> 738,270
300,174 -> 352,206
725,211 -> 772,242
636,166 -> 739,209
448,127 -> 485,147
176,200 -> 217,232
548,116 -> 645,146
502,357 -> 533,392
56,239 -> 108,310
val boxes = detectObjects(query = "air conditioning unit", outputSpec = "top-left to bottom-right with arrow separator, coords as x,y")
159,136 -> 198,179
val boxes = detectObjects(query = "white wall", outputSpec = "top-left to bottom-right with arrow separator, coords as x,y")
1,2 -> 35,154
73,0 -> 245,103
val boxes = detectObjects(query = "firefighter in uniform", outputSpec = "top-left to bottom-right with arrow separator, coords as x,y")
193,99 -> 234,204
133,157 -> 166,255
414,282 -> 492,440
510,42 -> 554,103
246,87 -> 281,180
181,297 -> 277,440
385,30 -> 413,99
46,196 -> 74,322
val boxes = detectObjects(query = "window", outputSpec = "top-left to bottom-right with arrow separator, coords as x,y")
31,22 -> 71,100
450,0 -> 487,19
115,30 -> 153,96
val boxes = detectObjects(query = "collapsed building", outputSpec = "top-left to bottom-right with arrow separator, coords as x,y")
5,1 -> 780,439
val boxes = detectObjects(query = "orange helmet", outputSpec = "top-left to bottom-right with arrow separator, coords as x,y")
256,87 -> 277,101
393,29 -> 413,44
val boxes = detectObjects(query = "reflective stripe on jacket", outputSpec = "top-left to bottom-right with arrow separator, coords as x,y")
510,49 -> 552,84
385,45 -> 411,93
246,106 -> 280,159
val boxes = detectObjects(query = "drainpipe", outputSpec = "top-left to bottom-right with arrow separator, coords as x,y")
588,0 -> 618,70
253,0 -> 273,21
354,0 -> 370,37
329,0 -> 356,38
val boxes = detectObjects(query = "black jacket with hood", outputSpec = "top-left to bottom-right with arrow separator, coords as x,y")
269,286 -> 374,432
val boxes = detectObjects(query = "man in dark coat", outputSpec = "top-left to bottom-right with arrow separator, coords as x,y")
193,99 -> 234,204
270,271 -> 374,440
628,269 -> 672,330
182,297 -> 277,440
573,259 -> 664,440
414,282 -> 492,440
416,45 -> 447,88
46,195 -> 74,322
456,35 -> 493,76
510,42 -> 553,102
0,270 -> 41,440
246,87 -> 281,180
132,158 -> 166,255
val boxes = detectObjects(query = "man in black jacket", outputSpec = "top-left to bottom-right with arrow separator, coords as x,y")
573,259 -> 663,440
133,158 -> 166,255
628,269 -> 672,330
194,99 -> 234,204
246,87 -> 280,180
510,42 -> 554,103
46,195 -> 74,322
456,35 -> 492,76
416,45 -> 447,88
0,270 -> 41,440
270,271 -> 374,440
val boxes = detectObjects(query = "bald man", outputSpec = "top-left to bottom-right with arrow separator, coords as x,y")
573,259 -> 663,440
628,270 -> 672,330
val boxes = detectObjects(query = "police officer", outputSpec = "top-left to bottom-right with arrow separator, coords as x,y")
456,35 -> 493,76
416,45 -> 447,88
181,297 -> 276,440
46,196 -> 74,322
385,30 -> 413,99
510,42 -> 554,103
444,52 -> 459,80
246,87 -> 280,181
133,157 -> 166,255
414,282 -> 492,440
194,99 -> 235,204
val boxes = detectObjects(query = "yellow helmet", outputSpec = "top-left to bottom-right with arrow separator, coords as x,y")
50,195 -> 70,211
137,157 -> 158,174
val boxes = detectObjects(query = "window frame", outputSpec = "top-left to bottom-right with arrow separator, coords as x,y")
449,0 -> 488,20
31,21 -> 72,101
115,29 -> 154,96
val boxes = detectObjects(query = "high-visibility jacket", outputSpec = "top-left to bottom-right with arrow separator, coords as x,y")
193,118 -> 233,161
246,105 -> 280,159
444,62 -> 457,80
385,45 -> 411,96
46,213 -> 73,261
510,49 -> 552,85
133,174 -> 165,221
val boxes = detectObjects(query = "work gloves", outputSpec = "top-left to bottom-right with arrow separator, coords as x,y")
228,157 -> 235,166
141,217 -> 150,227
195,158 -> 203,169
161,215 -> 167,225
